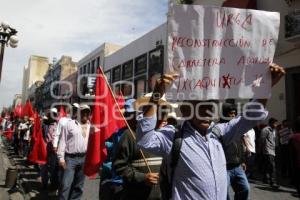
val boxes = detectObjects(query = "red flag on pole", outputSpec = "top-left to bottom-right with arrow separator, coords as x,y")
22,100 -> 34,118
28,113 -> 47,164
58,106 -> 67,120
84,68 -> 126,178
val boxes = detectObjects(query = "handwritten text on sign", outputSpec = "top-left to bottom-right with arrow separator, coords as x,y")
166,5 -> 280,100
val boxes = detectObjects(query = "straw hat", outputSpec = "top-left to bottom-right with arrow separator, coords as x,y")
133,93 -> 173,112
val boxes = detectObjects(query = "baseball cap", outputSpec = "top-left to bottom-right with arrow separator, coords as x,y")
124,99 -> 136,113
50,108 -> 58,114
80,104 -> 91,111
72,103 -> 80,109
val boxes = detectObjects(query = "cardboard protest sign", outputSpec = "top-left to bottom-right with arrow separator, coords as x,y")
166,5 -> 280,100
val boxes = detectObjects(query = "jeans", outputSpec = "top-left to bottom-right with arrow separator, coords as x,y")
59,154 -> 86,200
227,165 -> 250,200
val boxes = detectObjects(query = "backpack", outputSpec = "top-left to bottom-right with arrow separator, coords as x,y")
159,128 -> 183,200
159,126 -> 222,200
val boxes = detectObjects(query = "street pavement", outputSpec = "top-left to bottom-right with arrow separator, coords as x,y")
0,137 -> 299,200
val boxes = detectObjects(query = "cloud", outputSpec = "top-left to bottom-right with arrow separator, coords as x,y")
0,0 -> 168,109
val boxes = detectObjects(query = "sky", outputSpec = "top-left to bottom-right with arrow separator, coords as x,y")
0,0 -> 168,109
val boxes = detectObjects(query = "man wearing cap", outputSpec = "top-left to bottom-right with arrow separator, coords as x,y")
113,98 -> 166,200
53,103 -> 79,152
41,108 -> 59,192
57,104 -> 91,200
136,64 -> 285,200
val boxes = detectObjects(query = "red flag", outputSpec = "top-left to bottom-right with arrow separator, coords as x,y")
27,113 -> 47,164
84,68 -> 126,178
115,91 -> 125,110
58,106 -> 67,120
22,100 -> 34,118
14,103 -> 23,118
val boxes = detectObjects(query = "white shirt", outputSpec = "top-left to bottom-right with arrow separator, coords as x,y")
53,116 -> 71,148
244,128 -> 256,153
18,123 -> 31,141
57,119 -> 90,162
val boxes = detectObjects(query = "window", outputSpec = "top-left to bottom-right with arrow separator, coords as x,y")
122,82 -> 132,97
91,66 -> 95,74
92,60 -> 95,69
135,54 -> 147,75
83,65 -> 87,74
87,63 -> 91,74
135,76 -> 146,98
148,47 -> 163,91
80,67 -> 83,75
105,71 -> 111,84
122,60 -> 133,79
112,66 -> 121,83
149,47 -> 163,75
96,57 -> 100,67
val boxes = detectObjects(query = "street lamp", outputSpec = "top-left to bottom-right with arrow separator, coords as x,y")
0,21 -> 18,82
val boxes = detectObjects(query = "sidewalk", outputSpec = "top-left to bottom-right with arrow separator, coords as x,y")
2,140 -> 52,200
0,137 -> 11,200
0,137 -> 24,200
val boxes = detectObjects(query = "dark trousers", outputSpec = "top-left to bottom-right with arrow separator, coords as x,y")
99,182 -> 123,200
245,153 -> 255,178
41,150 -> 60,189
227,165 -> 250,200
280,145 -> 291,177
262,154 -> 277,185
59,154 -> 86,200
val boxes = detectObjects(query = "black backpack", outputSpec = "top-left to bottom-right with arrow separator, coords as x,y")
159,126 -> 222,200
159,128 -> 183,200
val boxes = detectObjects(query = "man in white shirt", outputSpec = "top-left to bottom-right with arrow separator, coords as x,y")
243,128 -> 256,178
57,104 -> 91,200
53,103 -> 79,152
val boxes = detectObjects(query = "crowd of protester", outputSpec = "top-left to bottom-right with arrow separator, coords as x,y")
0,64 -> 299,200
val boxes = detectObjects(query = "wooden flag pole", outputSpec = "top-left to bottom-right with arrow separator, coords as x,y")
98,66 -> 152,173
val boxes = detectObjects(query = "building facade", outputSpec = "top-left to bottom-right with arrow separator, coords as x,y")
105,24 -> 166,99
77,42 -> 122,100
59,72 -> 79,104
21,55 -> 49,104
37,56 -> 77,110
257,0 -> 300,123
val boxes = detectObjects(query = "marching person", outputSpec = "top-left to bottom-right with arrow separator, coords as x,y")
135,64 -> 285,200
289,116 -> 300,197
243,128 -> 256,179
53,103 -> 79,152
260,118 -> 280,189
41,108 -> 59,193
57,104 -> 91,200
278,119 -> 293,177
113,97 -> 166,200
220,103 -> 249,200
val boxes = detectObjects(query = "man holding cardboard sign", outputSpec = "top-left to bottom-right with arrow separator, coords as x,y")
136,65 -> 284,200
136,4 -> 284,200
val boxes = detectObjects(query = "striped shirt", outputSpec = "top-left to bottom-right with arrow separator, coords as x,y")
57,120 -> 90,161
137,103 -> 267,200
278,127 -> 293,145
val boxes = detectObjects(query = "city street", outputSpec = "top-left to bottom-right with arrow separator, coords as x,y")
0,139 -> 298,200
1,0 -> 300,200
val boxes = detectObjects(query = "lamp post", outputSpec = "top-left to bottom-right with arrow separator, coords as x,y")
0,21 -> 18,82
